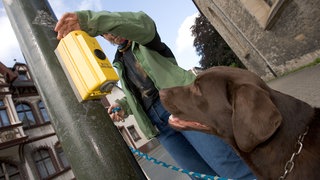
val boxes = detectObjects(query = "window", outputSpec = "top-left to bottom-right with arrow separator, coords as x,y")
127,125 -> 141,142
0,100 -> 10,127
55,143 -> 70,169
38,101 -> 50,123
33,148 -> 57,179
16,103 -> 35,128
12,65 -> 30,81
240,0 -> 287,29
17,71 -> 29,81
0,161 -> 21,180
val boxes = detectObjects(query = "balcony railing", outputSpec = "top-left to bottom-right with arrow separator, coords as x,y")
0,122 -> 28,150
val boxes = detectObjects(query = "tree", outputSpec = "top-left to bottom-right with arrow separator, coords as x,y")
191,13 -> 245,69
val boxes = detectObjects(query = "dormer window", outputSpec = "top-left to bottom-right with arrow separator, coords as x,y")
17,70 -> 29,81
13,64 -> 31,81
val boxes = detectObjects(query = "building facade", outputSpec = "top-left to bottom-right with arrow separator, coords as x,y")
193,0 -> 320,80
0,62 -> 75,179
0,62 -> 159,179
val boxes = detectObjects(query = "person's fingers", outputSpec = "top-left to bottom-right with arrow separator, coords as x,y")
62,31 -> 69,39
56,23 -> 79,39
114,115 -> 123,122
109,113 -> 115,121
54,15 -> 67,32
56,29 -> 64,40
56,25 -> 69,40
109,112 -> 122,122
54,12 -> 74,31
107,104 -> 125,122
107,106 -> 113,114
115,112 -> 122,119
118,109 -> 126,117
115,112 -> 126,122
55,13 -> 81,40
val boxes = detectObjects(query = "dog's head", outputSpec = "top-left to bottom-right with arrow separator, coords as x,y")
160,67 -> 282,152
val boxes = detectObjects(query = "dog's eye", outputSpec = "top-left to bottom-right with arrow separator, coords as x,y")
167,104 -> 182,114
190,81 -> 202,96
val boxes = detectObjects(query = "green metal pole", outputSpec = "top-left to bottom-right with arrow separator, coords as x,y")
2,0 -> 146,179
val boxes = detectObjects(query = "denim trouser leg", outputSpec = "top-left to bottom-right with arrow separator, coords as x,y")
181,131 -> 256,179
147,98 -> 256,179
147,99 -> 218,177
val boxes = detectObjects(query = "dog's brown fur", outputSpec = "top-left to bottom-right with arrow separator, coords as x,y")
159,66 -> 320,180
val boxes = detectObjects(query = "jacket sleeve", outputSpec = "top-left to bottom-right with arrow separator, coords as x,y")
76,10 -> 156,45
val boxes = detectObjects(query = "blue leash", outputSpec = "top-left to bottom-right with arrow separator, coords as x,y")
129,146 -> 233,180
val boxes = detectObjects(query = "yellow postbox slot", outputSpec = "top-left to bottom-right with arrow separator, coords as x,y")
54,30 -> 119,102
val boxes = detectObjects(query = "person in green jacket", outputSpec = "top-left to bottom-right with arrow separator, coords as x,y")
55,10 -> 255,179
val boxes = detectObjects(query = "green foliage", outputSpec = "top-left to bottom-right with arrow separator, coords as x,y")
281,58 -> 320,76
191,13 -> 245,69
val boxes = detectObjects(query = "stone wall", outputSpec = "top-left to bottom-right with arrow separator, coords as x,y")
193,0 -> 320,80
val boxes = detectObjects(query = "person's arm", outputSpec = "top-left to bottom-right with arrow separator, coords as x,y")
76,10 -> 156,45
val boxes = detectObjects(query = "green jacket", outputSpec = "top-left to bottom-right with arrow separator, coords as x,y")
76,10 -> 196,139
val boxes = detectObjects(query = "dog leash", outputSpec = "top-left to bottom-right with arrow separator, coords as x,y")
279,127 -> 309,179
129,146 -> 233,180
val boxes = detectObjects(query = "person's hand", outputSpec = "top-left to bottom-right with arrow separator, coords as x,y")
108,103 -> 126,122
54,12 -> 81,40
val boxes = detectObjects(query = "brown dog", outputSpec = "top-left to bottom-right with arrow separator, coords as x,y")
159,66 -> 320,180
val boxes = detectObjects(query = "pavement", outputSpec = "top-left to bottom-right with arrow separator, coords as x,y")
268,64 -> 320,107
138,64 -> 320,180
139,145 -> 192,180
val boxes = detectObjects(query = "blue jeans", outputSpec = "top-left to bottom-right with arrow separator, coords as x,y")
146,98 -> 255,179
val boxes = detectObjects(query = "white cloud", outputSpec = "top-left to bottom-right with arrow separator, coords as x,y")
48,0 -> 67,18
174,13 -> 200,70
0,1 -> 199,70
78,0 -> 103,11
0,13 -> 24,67
48,0 -> 103,19
0,0 -> 104,68
176,13 -> 198,53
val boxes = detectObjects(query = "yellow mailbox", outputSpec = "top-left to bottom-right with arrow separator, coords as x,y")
55,30 -> 119,102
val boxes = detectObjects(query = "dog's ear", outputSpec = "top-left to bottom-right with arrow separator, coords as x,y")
232,84 -> 282,152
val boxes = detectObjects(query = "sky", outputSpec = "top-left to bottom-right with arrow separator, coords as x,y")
0,0 -> 201,70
